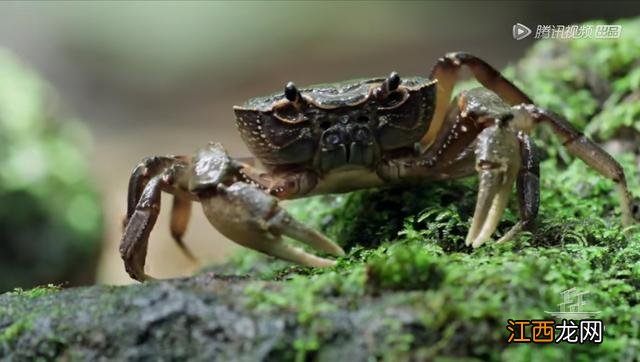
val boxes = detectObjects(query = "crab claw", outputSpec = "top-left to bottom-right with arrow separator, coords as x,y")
200,182 -> 345,267
465,123 -> 520,248
465,162 -> 515,248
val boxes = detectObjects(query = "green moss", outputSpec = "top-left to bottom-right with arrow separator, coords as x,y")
7,284 -> 61,298
0,285 -> 62,348
366,243 -> 445,291
237,154 -> 639,360
0,319 -> 31,345
241,169 -> 638,358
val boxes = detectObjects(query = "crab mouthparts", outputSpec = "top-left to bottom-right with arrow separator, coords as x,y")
319,125 -> 377,172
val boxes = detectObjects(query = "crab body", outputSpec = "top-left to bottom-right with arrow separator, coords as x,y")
120,52 -> 635,281
234,77 -> 435,173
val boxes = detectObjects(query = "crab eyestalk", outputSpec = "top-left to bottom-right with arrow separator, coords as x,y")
374,71 -> 401,99
284,81 -> 304,108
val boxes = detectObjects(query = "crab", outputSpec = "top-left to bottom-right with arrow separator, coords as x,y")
120,52 -> 635,281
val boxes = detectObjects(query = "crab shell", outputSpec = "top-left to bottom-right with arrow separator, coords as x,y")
233,77 -> 437,173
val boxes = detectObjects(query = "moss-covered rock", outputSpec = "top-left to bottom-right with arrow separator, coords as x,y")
0,49 -> 103,292
1,19 -> 639,361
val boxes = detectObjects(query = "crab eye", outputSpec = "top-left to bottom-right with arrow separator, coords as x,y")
284,82 -> 301,103
375,72 -> 409,110
386,71 -> 401,91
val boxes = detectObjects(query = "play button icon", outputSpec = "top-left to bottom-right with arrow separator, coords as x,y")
513,23 -> 532,40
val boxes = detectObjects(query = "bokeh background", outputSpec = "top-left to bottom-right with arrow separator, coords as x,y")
0,1 -> 637,287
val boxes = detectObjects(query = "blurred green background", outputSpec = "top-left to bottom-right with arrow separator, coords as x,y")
0,1 -> 637,287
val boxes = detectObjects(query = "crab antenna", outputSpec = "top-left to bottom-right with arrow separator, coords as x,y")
284,82 -> 301,103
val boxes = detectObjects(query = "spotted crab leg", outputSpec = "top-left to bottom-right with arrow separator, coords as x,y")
424,52 -> 532,148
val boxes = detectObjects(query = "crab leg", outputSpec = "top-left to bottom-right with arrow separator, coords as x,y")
497,133 -> 540,243
519,107 -> 634,226
200,182 -> 345,267
124,156 -> 175,226
465,121 -> 521,248
120,175 -> 164,281
169,195 -> 197,262
424,52 -> 532,148
121,157 -> 197,281
429,52 -> 633,227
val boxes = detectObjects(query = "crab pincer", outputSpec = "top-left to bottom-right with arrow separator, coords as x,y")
201,182 -> 345,267
464,121 -> 520,248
